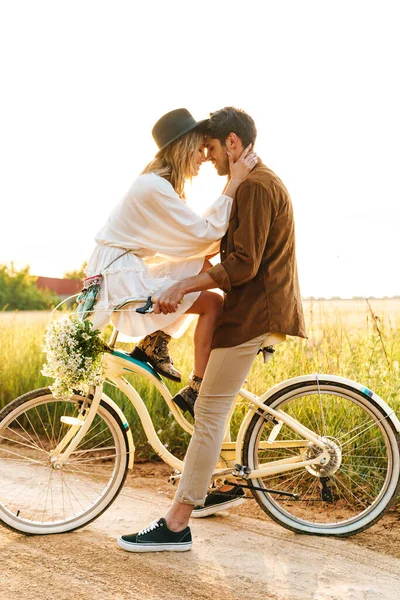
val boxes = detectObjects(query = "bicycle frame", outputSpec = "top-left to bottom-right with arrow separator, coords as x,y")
55,348 -> 335,479
54,287 -> 400,482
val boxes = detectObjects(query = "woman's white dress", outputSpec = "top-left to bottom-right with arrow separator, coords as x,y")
85,173 -> 232,340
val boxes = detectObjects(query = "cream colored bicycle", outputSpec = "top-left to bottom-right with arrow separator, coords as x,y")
1,297 -> 400,537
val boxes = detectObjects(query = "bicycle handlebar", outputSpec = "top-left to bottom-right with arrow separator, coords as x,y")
113,295 -> 183,315
113,296 -> 156,314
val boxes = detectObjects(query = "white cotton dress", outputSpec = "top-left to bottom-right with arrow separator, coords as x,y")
85,173 -> 233,341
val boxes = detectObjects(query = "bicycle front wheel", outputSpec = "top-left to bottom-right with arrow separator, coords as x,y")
0,388 -> 130,534
243,377 -> 400,536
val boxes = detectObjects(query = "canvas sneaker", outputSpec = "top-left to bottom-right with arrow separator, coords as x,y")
117,518 -> 192,552
191,485 -> 246,518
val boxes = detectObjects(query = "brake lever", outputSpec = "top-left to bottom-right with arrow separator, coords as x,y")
135,296 -> 154,314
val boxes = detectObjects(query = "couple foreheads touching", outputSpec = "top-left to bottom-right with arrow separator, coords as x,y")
85,105 -> 306,552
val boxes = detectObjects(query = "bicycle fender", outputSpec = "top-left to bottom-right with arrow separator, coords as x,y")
258,374 -> 400,433
101,392 -> 135,469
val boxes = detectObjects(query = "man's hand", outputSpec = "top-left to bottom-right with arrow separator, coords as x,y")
153,272 -> 217,314
154,283 -> 185,314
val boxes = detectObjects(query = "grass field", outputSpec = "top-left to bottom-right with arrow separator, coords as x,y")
1,298 -> 400,459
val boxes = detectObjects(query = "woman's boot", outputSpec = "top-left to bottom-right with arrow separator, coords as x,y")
130,330 -> 182,382
172,372 -> 203,417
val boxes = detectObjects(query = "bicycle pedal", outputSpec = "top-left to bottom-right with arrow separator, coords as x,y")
232,464 -> 251,479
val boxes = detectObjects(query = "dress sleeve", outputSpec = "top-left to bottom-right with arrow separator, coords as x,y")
135,177 -> 233,259
207,182 -> 273,292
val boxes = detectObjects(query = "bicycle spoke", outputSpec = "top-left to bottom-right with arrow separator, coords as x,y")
0,432 -> 49,456
34,406 -> 53,449
13,418 -> 45,453
24,412 -> 47,453
338,416 -> 386,447
77,433 -> 116,454
75,419 -> 104,449
60,468 -> 111,499
331,474 -> 370,510
0,445 -> 47,465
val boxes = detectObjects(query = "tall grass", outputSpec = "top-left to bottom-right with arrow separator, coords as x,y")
1,301 -> 400,461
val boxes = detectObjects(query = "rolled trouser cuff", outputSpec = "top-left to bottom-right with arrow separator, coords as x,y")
174,493 -> 204,506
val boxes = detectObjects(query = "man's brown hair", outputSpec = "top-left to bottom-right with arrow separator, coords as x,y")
206,107 -> 257,148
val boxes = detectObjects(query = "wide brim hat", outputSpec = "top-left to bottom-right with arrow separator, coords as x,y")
152,108 -> 208,152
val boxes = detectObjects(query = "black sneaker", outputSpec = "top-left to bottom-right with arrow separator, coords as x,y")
191,485 -> 246,518
117,518 -> 192,552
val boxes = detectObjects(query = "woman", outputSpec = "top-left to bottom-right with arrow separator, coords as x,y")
85,108 -> 256,408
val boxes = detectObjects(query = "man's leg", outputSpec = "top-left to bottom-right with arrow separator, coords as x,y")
117,332 -> 267,552
165,332 -> 268,529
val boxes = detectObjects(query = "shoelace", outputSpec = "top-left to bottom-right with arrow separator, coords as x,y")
138,519 -> 161,536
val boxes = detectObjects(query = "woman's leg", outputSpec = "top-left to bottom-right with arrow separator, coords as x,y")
171,260 -> 223,414
185,290 -> 223,378
130,260 -> 218,383
185,259 -> 223,378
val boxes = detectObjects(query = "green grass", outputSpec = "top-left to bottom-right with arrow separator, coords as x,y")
1,303 -> 400,462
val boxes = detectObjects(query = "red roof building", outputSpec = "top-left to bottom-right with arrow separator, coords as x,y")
36,277 -> 82,299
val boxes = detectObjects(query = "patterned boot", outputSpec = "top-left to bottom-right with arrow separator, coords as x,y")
172,372 -> 203,417
130,330 -> 182,382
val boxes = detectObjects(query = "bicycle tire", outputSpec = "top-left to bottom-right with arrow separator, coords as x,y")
243,378 -> 400,536
0,388 -> 130,535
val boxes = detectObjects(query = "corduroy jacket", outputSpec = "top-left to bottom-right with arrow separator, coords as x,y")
208,161 -> 307,348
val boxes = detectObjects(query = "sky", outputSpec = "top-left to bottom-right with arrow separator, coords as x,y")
0,1 -> 399,298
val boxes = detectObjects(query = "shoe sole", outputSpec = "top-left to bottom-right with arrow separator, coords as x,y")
130,347 -> 182,382
172,393 -> 194,417
191,497 -> 246,518
117,537 -> 192,552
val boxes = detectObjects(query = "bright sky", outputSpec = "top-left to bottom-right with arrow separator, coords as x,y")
1,1 -> 398,298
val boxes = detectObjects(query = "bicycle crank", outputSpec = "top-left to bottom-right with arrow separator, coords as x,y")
230,465 -> 299,499
223,479 -> 299,499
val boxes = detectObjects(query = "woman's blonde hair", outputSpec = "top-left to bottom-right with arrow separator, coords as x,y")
141,129 -> 203,199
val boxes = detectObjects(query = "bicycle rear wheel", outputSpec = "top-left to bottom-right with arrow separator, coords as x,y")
0,388 -> 130,534
243,378 -> 400,536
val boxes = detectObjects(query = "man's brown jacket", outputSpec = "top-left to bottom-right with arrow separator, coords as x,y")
208,162 -> 307,348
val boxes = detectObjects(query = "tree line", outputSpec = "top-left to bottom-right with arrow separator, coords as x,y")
0,263 -> 85,311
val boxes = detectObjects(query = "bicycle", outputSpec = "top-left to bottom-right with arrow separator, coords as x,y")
1,297 -> 400,537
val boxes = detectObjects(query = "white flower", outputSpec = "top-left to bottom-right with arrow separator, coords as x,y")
42,315 -> 106,399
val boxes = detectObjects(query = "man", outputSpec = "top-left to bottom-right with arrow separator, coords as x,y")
117,107 -> 307,553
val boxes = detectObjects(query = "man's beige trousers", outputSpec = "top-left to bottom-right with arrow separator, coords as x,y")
175,332 -> 273,505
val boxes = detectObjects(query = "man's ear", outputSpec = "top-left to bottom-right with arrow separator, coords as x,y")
225,132 -> 240,149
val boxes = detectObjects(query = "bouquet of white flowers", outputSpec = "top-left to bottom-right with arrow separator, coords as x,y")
42,315 -> 107,399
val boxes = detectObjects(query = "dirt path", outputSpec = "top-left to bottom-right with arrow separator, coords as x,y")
1,463 -> 400,600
